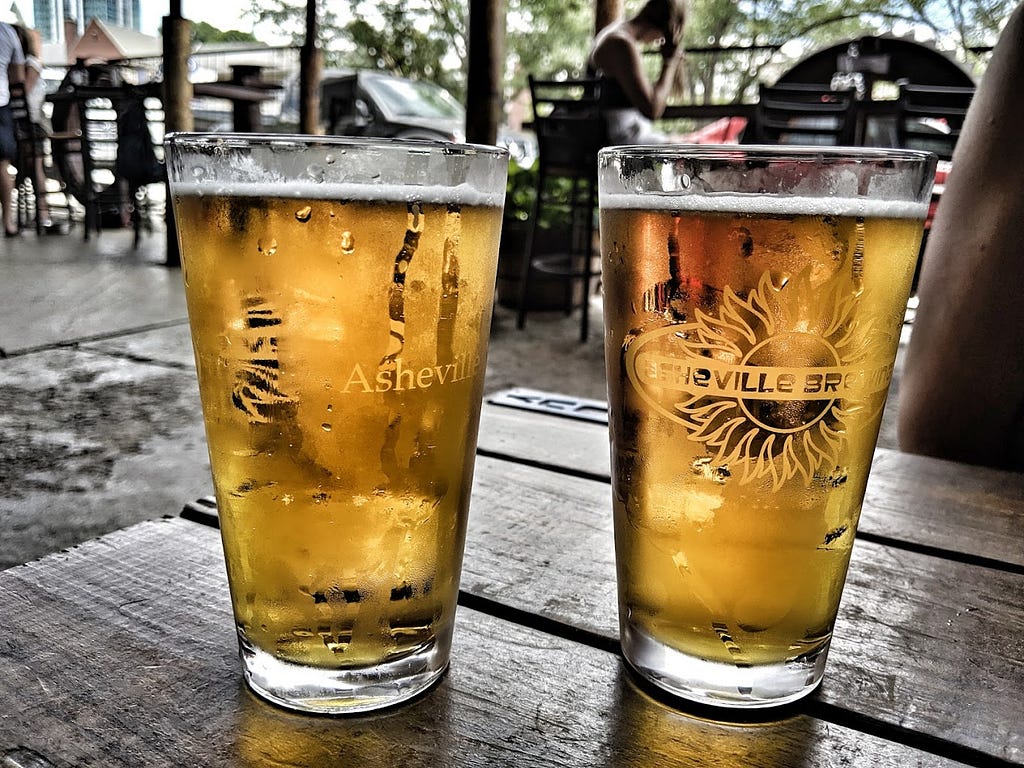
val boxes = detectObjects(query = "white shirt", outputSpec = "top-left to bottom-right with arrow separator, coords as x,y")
0,22 -> 26,107
25,54 -> 46,122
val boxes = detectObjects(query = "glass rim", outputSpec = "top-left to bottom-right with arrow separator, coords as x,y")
598,143 -> 936,164
164,131 -> 509,159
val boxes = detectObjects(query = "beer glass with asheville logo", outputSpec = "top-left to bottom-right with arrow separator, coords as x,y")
166,134 -> 507,714
599,146 -> 935,707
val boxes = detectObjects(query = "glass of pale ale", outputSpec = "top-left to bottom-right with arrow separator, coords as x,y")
598,145 -> 935,707
165,134 -> 508,714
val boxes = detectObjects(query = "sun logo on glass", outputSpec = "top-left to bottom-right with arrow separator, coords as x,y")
626,270 -> 894,490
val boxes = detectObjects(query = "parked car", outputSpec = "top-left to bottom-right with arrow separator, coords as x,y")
274,69 -> 536,166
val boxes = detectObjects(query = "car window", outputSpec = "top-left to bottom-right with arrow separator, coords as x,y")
362,75 -> 464,121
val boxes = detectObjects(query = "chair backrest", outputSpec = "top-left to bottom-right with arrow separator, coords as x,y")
896,84 -> 975,160
528,76 -> 605,177
114,89 -> 165,186
745,83 -> 858,146
50,85 -> 164,196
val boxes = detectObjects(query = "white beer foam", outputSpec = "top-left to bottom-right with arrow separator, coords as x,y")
599,192 -> 928,219
172,180 -> 504,208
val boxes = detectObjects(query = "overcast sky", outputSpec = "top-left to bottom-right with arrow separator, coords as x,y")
139,0 -> 285,41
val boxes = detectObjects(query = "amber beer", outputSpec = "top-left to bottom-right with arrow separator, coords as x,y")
599,147 -> 935,707
167,135 -> 507,714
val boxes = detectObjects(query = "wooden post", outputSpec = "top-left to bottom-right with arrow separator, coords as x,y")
299,0 -> 322,134
594,0 -> 622,34
465,0 -> 504,145
161,1 -> 192,267
162,8 -> 192,133
229,65 -> 265,131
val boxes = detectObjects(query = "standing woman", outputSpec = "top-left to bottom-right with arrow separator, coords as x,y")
12,25 -> 53,229
0,20 -> 25,237
588,0 -> 688,145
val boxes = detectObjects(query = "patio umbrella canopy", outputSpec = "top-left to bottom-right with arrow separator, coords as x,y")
777,35 -> 975,88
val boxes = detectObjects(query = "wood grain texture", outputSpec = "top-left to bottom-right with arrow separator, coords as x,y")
170,403 -> 1023,764
0,518 -> 965,768
860,449 -> 1024,567
476,402 -> 1024,568
462,455 -> 1024,764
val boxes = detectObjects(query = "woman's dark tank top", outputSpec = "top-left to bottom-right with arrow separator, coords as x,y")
586,63 -> 636,111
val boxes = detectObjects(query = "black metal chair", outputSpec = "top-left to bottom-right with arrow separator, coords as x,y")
744,83 -> 858,146
49,82 -> 165,246
516,76 -> 606,343
8,84 -> 77,235
895,83 -> 975,160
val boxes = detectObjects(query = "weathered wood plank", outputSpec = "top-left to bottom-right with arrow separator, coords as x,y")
476,399 -> 1024,569
0,519 -> 964,768
478,404 -> 612,478
461,456 -> 1024,764
177,454 -> 1024,764
860,449 -> 1024,567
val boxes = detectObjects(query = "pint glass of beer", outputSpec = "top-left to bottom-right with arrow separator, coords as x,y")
598,146 -> 935,707
165,134 -> 508,714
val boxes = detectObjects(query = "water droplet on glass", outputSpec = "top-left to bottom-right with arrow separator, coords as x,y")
306,163 -> 325,182
191,166 -> 207,180
326,403 -> 333,412
340,231 -> 355,254
295,205 -> 312,222
325,154 -> 336,165
257,239 -> 278,256
321,423 -> 332,432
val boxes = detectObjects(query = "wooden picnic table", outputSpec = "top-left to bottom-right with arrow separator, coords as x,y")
0,388 -> 1020,767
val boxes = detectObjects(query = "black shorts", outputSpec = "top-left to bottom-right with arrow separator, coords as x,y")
0,104 -> 16,161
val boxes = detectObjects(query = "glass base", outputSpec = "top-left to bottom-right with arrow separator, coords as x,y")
621,622 -> 828,709
238,636 -> 449,715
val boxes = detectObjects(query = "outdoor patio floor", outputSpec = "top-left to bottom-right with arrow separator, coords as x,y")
0,223 -> 907,570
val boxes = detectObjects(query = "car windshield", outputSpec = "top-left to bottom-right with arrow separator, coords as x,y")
362,75 -> 464,121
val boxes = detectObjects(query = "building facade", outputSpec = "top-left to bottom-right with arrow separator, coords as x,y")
34,0 -> 141,43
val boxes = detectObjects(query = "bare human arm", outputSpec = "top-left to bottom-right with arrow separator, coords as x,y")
591,29 -> 684,120
21,58 -> 37,94
4,22 -> 24,89
898,1 -> 1024,470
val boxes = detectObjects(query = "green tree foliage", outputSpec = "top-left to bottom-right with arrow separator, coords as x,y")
245,0 -> 347,56
246,0 -> 465,96
191,21 -> 259,44
682,0 -> 1009,103
505,0 -> 595,88
242,0 -> 1016,106
681,0 -> 897,102
340,2 -> 466,97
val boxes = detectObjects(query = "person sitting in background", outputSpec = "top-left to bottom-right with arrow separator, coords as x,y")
12,24 -> 54,230
898,0 -> 1024,471
587,0 -> 688,145
0,20 -> 25,237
